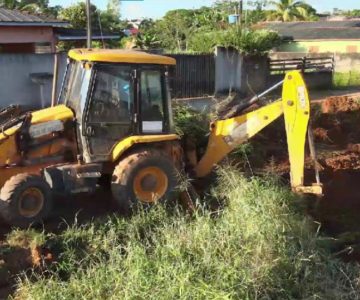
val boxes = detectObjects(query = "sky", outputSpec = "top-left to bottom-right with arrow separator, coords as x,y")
49,0 -> 360,20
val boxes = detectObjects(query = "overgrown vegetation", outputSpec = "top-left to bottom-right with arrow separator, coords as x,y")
333,71 -> 360,89
136,2 -> 283,53
13,168 -> 360,299
173,104 -> 210,144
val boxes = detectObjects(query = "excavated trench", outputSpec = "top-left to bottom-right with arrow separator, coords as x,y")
241,94 -> 360,261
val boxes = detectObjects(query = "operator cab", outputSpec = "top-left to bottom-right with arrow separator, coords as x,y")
58,49 -> 176,162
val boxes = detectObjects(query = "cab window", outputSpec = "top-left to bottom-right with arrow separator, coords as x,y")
62,61 -> 91,116
89,65 -> 134,124
140,69 -> 165,133
85,64 -> 135,156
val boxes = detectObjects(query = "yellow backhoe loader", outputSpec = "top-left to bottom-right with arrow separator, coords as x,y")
0,49 -> 322,227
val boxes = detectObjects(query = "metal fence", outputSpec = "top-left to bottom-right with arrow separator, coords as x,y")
269,56 -> 334,74
268,56 -> 334,90
166,54 -> 215,99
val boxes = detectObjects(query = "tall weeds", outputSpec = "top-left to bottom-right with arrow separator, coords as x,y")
15,167 -> 360,300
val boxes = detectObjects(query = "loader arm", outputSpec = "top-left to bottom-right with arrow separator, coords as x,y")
193,71 -> 322,195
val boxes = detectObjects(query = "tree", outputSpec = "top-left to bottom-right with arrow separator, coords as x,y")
135,32 -> 160,50
267,0 -> 317,21
0,0 -> 50,13
153,9 -> 195,51
192,6 -> 227,30
59,1 -> 123,32
345,10 -> 360,18
59,2 -> 98,29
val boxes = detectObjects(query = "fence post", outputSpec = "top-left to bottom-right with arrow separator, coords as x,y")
302,56 -> 306,74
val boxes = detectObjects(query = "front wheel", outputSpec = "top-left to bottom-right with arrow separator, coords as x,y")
0,174 -> 53,228
111,149 -> 179,212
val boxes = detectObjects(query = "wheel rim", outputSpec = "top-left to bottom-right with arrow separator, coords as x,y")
18,187 -> 44,218
133,167 -> 168,203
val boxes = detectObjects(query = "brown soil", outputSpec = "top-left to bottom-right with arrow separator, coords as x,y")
313,127 -> 330,142
321,95 -> 360,114
324,151 -> 360,170
0,188 -> 119,297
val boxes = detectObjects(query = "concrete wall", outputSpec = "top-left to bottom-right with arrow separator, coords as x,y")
215,47 -> 242,94
241,55 -> 269,94
334,53 -> 360,73
215,47 -> 269,96
0,53 -> 67,109
277,40 -> 360,54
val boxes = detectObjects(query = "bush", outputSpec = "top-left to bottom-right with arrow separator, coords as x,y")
216,28 -> 281,55
15,167 -> 360,300
187,27 -> 281,55
172,104 -> 210,146
188,30 -> 219,53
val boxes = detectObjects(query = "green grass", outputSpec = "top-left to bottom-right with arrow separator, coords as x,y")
333,71 -> 360,88
13,167 -> 360,300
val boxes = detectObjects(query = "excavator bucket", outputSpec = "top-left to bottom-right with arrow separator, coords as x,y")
282,71 -> 322,195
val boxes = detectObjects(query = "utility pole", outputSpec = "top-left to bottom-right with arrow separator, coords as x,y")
86,0 -> 92,48
238,0 -> 243,25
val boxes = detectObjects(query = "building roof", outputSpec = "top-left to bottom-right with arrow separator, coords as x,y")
68,49 -> 176,65
54,28 -> 122,41
263,21 -> 360,40
0,7 -> 68,27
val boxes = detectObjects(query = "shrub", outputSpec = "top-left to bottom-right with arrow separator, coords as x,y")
187,27 -> 281,55
216,28 -> 281,55
172,104 -> 210,146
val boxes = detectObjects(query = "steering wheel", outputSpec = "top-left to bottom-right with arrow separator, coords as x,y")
92,100 -> 110,119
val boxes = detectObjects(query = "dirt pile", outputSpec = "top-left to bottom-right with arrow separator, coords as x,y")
321,95 -> 360,114
312,95 -> 360,172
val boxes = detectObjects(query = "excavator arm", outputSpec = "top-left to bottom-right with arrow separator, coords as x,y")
193,71 -> 322,195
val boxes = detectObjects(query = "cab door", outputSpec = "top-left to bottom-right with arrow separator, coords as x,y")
139,67 -> 170,135
83,64 -> 137,162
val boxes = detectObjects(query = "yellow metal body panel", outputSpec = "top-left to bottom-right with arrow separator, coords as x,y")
69,49 -> 176,65
0,135 -> 20,166
0,105 -> 74,165
0,105 -> 75,184
194,100 -> 284,178
281,71 -> 310,189
31,105 -> 74,124
294,185 -> 323,195
111,134 -> 180,162
0,164 -> 50,187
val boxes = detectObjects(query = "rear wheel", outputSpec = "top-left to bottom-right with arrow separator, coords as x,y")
0,174 -> 52,228
111,149 -> 178,212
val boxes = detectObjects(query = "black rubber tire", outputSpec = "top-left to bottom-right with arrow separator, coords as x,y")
111,149 -> 178,212
0,173 -> 53,228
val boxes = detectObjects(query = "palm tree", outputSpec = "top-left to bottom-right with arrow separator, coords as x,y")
268,0 -> 317,22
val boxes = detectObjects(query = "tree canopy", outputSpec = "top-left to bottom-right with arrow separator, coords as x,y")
267,0 -> 318,21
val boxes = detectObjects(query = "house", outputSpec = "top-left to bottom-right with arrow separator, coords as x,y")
263,21 -> 360,54
0,8 -> 68,53
0,8 -> 123,53
54,28 -> 123,47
